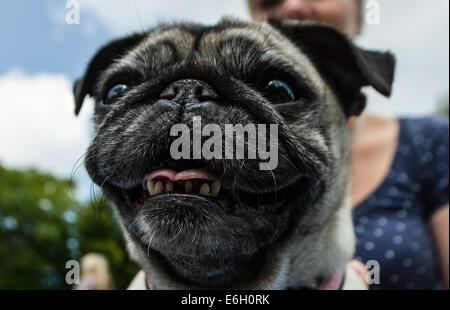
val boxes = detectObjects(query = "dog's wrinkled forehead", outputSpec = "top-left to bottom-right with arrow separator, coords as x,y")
110,20 -> 323,89
75,18 -> 395,117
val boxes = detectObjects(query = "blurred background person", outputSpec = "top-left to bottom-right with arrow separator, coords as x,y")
248,0 -> 449,290
74,253 -> 114,290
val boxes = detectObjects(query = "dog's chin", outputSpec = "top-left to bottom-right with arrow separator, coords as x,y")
99,166 -> 311,286
130,191 -> 288,257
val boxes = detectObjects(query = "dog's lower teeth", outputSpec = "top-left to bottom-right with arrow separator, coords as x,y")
154,181 -> 164,195
199,183 -> 210,196
165,181 -> 174,193
147,180 -> 155,195
210,180 -> 221,197
146,179 -> 220,197
185,181 -> 193,193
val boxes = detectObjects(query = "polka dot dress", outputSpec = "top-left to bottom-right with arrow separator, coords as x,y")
353,117 -> 449,290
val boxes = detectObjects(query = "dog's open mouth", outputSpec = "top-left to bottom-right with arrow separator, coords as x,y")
143,168 -> 223,198
133,166 -> 231,212
94,156 -> 315,285
118,158 -> 308,215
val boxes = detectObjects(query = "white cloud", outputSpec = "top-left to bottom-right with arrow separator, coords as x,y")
0,69 -> 93,178
355,0 -> 449,116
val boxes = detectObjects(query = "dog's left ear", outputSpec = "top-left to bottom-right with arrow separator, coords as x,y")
269,19 -> 396,117
73,33 -> 147,116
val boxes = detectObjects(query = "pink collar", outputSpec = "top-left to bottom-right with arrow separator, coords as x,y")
145,272 -> 344,290
318,272 -> 345,290
145,274 -> 155,290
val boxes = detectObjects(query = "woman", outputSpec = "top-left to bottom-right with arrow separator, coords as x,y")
248,0 -> 449,290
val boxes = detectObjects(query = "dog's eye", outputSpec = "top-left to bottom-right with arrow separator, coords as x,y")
105,84 -> 129,104
263,80 -> 296,104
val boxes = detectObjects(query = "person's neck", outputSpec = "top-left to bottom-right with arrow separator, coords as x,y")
347,114 -> 367,141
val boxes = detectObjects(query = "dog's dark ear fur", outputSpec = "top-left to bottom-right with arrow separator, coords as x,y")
73,34 -> 146,116
269,19 -> 396,117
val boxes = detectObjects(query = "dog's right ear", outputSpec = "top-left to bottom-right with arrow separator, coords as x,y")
269,19 -> 396,117
73,34 -> 147,116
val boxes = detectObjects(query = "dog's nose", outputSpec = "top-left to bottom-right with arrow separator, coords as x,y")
160,79 -> 218,103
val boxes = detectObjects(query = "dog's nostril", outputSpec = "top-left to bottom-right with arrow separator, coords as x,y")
160,85 -> 178,100
159,79 -> 218,103
195,84 -> 217,102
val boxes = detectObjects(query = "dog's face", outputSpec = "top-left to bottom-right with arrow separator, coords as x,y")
74,18 -> 394,288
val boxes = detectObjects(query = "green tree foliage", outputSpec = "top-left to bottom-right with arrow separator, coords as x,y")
76,199 -> 139,289
0,164 -> 138,289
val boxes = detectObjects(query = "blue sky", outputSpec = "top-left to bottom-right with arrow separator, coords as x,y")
0,0 -> 115,79
0,0 -> 249,79
0,0 -> 448,202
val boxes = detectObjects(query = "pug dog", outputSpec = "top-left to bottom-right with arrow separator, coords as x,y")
73,18 -> 395,290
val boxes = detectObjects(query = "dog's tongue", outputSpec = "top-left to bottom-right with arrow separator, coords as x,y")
144,168 -> 216,182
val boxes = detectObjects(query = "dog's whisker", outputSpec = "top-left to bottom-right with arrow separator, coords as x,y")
133,0 -> 145,33
67,151 -> 90,196
269,169 -> 278,204
262,0 -> 295,46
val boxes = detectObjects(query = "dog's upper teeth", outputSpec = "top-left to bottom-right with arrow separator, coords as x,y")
210,180 -> 221,197
185,181 -> 193,193
147,180 -> 155,195
199,183 -> 210,196
165,181 -> 174,193
154,181 -> 164,196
